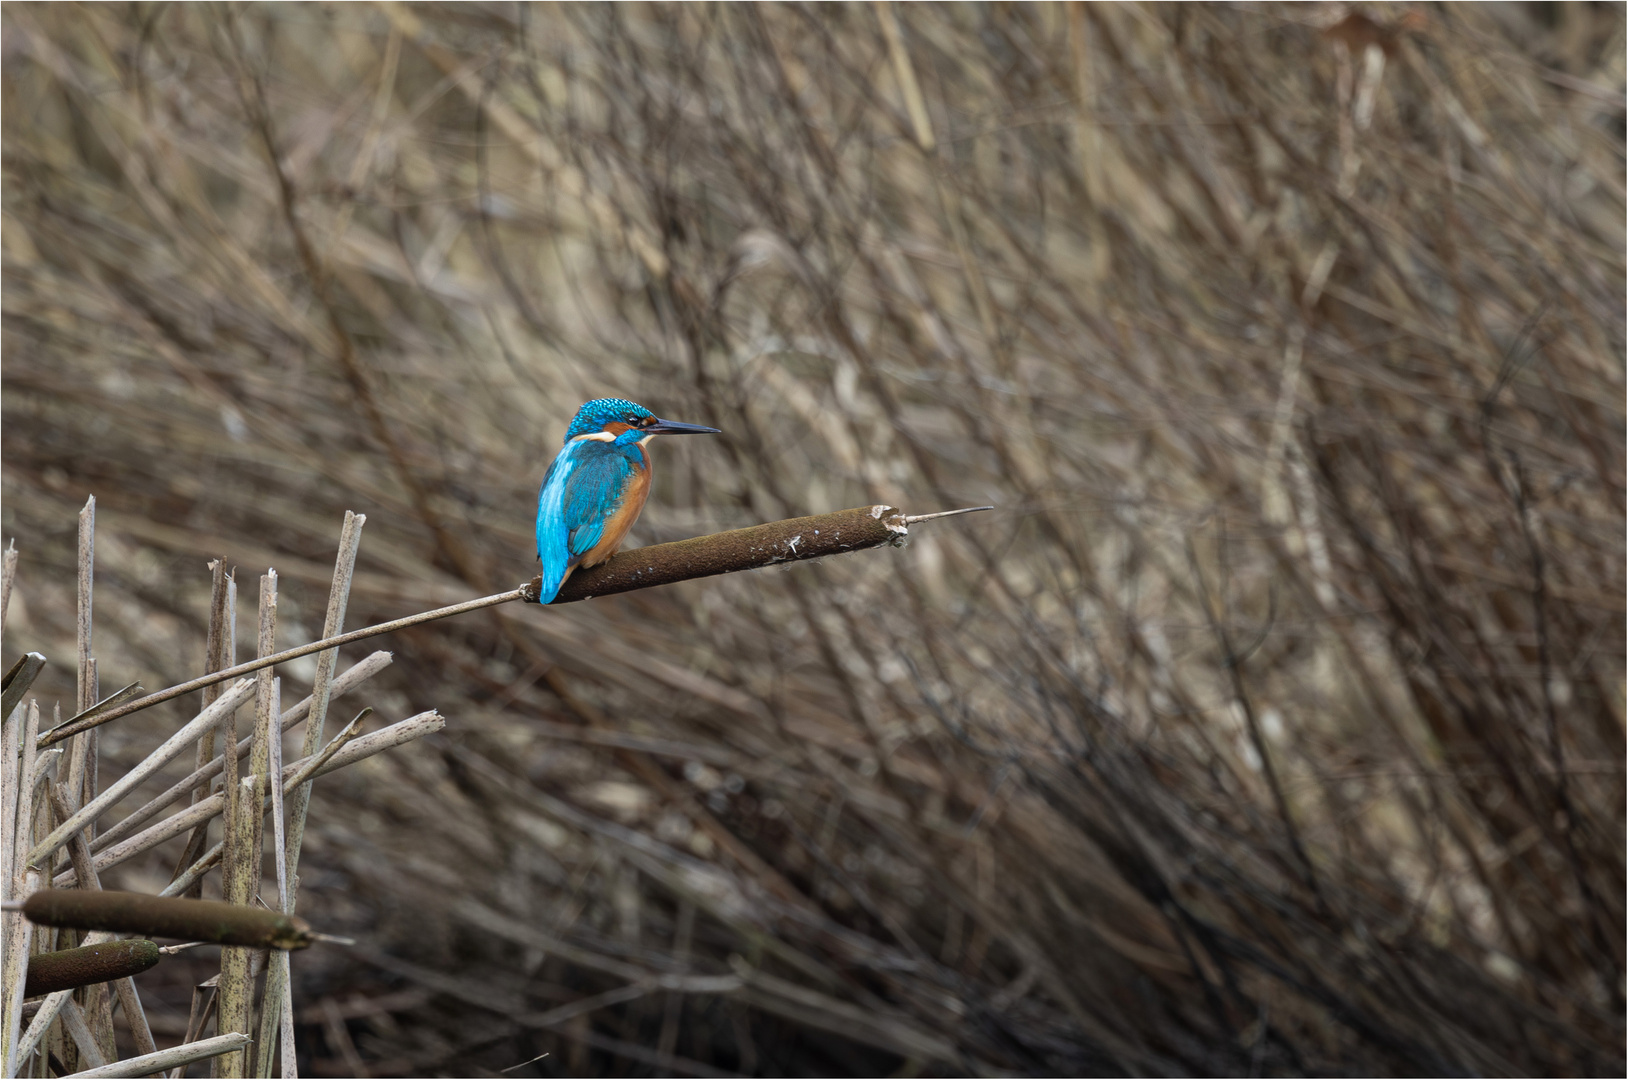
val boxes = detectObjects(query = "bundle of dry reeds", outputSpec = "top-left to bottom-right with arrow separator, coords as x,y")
3,3 -> 1623,1076
3,500 -> 449,1076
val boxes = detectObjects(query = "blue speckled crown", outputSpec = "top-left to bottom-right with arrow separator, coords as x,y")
565,398 -> 653,442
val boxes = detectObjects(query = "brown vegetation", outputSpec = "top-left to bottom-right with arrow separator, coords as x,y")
3,3 -> 1623,1075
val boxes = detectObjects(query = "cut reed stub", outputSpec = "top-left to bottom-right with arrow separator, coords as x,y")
24,939 -> 161,997
22,890 -> 316,950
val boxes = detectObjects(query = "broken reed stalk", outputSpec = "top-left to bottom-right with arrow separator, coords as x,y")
254,673 -> 289,1079
5,872 -> 45,1072
70,1031 -> 251,1079
70,506 -> 120,1068
1,699 -> 43,1077
1,541 -> 17,642
1,871 -> 38,1077
218,571 -> 277,1077
174,558 -> 235,897
73,499 -> 95,812
217,774 -> 259,1076
63,500 -> 105,1075
1,653 -> 47,745
268,678 -> 287,909
284,511 -> 363,884
40,504 -> 991,747
260,511 -> 363,1075
0,671 -> 25,877
0,709 -> 17,1030
70,500 -> 108,1072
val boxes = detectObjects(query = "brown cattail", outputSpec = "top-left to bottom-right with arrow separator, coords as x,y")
24,939 -> 161,997
22,890 -> 315,951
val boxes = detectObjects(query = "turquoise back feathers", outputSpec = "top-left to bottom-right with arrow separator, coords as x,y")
534,398 -> 720,604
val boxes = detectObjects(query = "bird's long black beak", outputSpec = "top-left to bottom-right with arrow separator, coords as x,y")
645,418 -> 721,436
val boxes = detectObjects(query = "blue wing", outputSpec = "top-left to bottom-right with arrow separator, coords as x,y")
535,441 -> 637,603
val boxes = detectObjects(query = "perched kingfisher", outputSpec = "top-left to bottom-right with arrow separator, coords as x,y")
534,398 -> 720,603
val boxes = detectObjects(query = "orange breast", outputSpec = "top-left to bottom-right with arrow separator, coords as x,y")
578,458 -> 651,568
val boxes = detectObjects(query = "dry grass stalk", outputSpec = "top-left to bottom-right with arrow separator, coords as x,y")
71,498 -> 94,804
71,1031 -> 251,1079
66,503 -> 104,1077
259,511 -> 363,1077
1,544 -> 17,643
1,656 -> 46,752
0,680 -> 23,880
254,673 -> 289,1078
217,805 -> 260,1072
217,571 -> 278,1076
176,559 -> 237,898
283,512 -> 365,891
1,870 -> 39,1077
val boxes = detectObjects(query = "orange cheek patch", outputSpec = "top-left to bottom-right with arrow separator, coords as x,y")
603,421 -> 633,437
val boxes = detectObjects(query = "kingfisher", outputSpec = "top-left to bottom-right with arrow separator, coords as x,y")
534,398 -> 720,603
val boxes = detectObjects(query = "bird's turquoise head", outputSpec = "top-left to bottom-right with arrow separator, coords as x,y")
564,398 -> 720,444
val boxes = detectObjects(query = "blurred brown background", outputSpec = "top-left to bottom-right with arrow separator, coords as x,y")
3,2 -> 1623,1075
